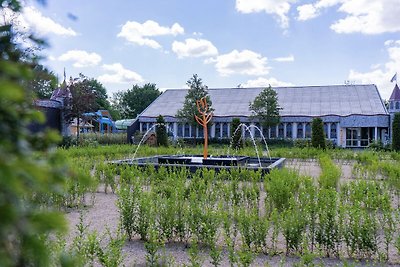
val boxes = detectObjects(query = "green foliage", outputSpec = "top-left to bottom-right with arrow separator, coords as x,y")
318,155 -> 341,189
64,144 -> 400,264
26,64 -> 57,99
112,83 -> 160,119
188,237 -> 203,267
76,132 -> 128,146
0,1 -> 75,265
281,202 -> 306,254
264,168 -> 301,212
237,243 -> 254,267
392,112 -> 400,151
230,118 -> 243,150
156,115 -> 168,147
144,226 -> 163,267
315,188 -> 340,257
311,118 -> 326,149
176,74 -> 214,127
249,86 -> 281,129
69,214 -> 126,267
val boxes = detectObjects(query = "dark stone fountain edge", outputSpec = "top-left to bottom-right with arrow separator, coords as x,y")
111,156 -> 286,175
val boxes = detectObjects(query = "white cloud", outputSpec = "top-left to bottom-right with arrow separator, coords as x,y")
274,55 -> 294,62
235,0 -> 296,28
297,0 -> 343,21
348,40 -> 400,99
206,49 -> 270,77
297,4 -> 319,21
58,50 -> 102,67
98,63 -> 144,84
117,20 -> 184,49
1,6 -> 77,37
297,0 -> 400,34
172,38 -> 218,58
23,6 -> 77,36
241,77 -> 293,87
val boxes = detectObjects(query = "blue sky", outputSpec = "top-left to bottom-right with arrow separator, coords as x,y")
9,0 -> 400,99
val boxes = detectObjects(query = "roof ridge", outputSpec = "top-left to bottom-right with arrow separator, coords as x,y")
163,84 -> 376,92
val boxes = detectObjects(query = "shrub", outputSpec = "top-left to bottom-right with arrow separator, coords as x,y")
231,118 -> 243,150
392,112 -> 400,151
293,139 -> 311,148
318,155 -> 341,189
311,118 -> 326,149
156,115 -> 168,147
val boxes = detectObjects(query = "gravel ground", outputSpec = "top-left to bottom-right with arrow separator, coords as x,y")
65,160 -> 400,266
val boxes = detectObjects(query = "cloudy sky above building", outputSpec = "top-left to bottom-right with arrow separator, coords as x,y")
14,0 -> 400,99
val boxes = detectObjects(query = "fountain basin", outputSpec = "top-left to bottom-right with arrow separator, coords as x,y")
113,155 -> 285,175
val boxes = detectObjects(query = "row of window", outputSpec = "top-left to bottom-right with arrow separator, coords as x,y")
389,101 -> 400,110
141,122 -> 338,139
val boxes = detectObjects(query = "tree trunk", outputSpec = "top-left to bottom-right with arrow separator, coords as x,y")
76,115 -> 80,143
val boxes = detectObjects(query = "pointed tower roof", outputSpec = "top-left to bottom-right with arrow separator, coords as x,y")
50,69 -> 72,101
389,84 -> 400,101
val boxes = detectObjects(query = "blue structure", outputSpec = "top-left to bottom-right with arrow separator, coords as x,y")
83,110 -> 117,134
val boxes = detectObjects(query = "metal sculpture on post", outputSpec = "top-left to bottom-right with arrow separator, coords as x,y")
194,97 -> 213,159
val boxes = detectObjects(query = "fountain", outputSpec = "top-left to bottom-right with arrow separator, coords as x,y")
114,97 -> 285,175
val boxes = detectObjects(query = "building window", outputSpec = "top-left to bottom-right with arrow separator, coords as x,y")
278,123 -> 284,138
197,126 -> 204,138
222,123 -> 229,138
177,123 -> 183,137
305,123 -> 311,138
215,123 -> 221,138
254,123 -> 261,138
148,123 -> 154,131
142,123 -> 148,132
270,126 -> 277,138
286,123 -> 292,138
396,102 -> 400,109
244,123 -> 251,138
168,123 -> 174,137
390,102 -> 394,109
297,123 -> 303,138
330,123 -> 337,139
184,123 -> 190,137
262,126 -> 269,138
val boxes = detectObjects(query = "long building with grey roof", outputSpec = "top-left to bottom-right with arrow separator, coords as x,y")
135,84 -> 396,148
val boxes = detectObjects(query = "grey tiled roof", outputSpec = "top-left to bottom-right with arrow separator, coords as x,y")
139,84 -> 388,118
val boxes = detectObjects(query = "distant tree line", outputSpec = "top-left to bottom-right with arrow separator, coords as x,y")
27,66 -> 161,121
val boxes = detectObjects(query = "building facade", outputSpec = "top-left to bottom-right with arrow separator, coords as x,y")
136,84 -> 392,148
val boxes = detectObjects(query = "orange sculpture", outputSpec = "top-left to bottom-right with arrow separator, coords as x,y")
194,97 -> 213,159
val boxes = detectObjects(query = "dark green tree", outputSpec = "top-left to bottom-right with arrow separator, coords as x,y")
230,118 -> 243,149
67,74 -> 98,141
249,86 -> 281,131
113,83 -> 161,119
0,1 -> 73,265
176,74 -> 214,140
392,113 -> 400,151
156,115 -> 168,147
80,76 -> 121,120
86,77 -> 109,110
311,117 -> 326,149
26,64 -> 57,99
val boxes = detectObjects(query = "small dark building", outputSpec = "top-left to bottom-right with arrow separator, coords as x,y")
30,79 -> 72,135
29,99 -> 62,133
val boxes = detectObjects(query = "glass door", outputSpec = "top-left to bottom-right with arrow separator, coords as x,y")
346,128 -> 359,147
